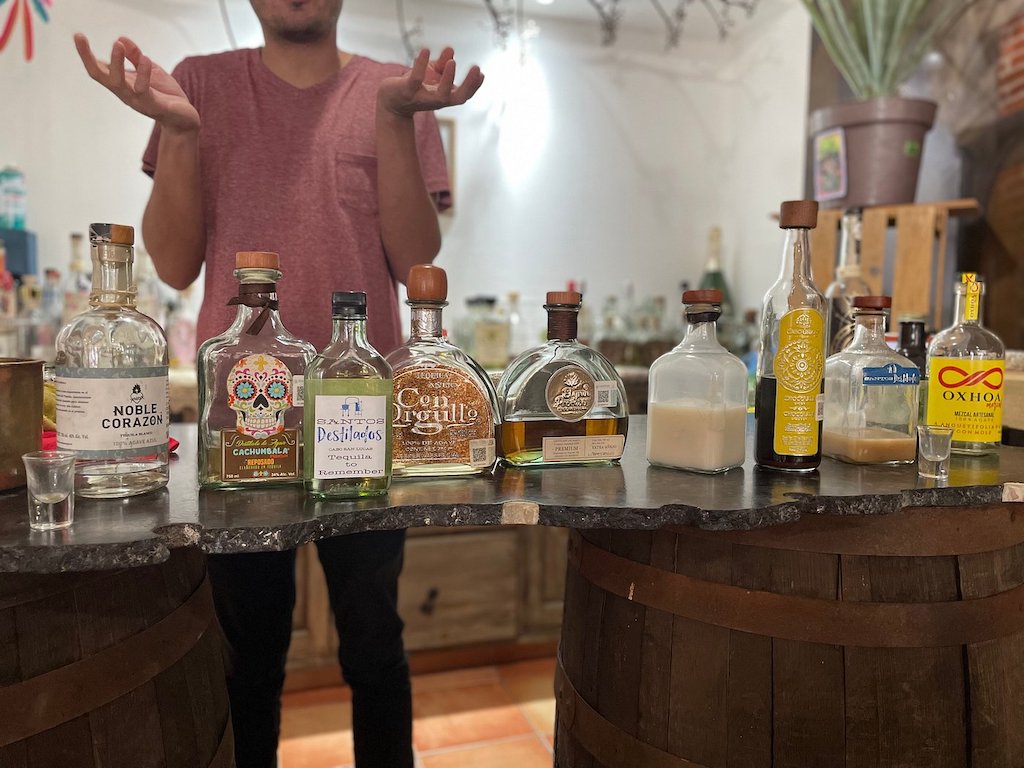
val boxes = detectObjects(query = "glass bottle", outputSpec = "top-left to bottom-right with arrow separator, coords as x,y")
755,200 -> 826,472
461,295 -> 509,370
0,241 -> 16,357
197,251 -> 316,488
304,291 -> 392,498
824,208 -> 871,355
498,290 -> 628,466
54,223 -> 169,498
897,319 -> 927,371
822,296 -> 919,464
698,226 -> 736,332
925,273 -> 1004,455
16,275 -> 56,362
647,289 -> 747,473
42,267 -> 64,330
63,232 -> 92,324
386,264 -> 499,477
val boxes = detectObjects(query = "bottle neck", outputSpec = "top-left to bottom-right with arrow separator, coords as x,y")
409,301 -> 445,340
89,242 -> 136,308
836,213 -> 862,272
547,306 -> 579,342
953,287 -> 983,326
848,311 -> 888,349
327,314 -> 369,349
228,268 -> 281,335
681,315 -> 721,348
779,228 -> 813,284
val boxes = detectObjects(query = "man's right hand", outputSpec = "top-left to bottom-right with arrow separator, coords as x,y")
74,33 -> 200,134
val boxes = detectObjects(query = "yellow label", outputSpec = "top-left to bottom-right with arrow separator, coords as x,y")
962,273 -> 980,322
772,308 -> 825,456
926,358 -> 1004,443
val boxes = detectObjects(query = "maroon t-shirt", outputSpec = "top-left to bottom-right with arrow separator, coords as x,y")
143,48 -> 450,354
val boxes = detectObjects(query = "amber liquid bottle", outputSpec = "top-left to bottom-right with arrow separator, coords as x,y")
754,200 -> 826,471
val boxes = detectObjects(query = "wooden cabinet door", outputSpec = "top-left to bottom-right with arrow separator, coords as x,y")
520,526 -> 569,636
288,543 -> 337,669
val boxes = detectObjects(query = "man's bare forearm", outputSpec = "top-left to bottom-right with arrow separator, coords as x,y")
142,128 -> 205,290
376,108 -> 442,285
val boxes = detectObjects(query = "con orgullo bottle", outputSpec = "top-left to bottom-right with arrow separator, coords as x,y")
386,264 -> 499,476
498,291 -> 628,466
197,251 -> 316,488
54,223 -> 169,498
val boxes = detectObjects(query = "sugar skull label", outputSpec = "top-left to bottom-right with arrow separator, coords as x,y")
227,354 -> 292,439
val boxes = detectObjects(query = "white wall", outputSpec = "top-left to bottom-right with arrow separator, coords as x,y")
0,0 -> 810,330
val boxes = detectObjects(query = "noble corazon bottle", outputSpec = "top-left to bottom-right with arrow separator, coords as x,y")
304,292 -> 392,498
755,200 -> 826,471
386,264 -> 499,477
197,251 -> 316,488
925,272 -> 1005,455
498,291 -> 628,466
54,223 -> 169,498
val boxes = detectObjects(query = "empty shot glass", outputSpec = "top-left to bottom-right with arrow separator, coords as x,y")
917,425 -> 953,480
22,450 -> 76,530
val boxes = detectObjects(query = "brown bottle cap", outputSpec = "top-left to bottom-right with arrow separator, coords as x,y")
682,289 -> 721,304
852,295 -> 891,309
546,291 -> 582,306
779,200 -> 819,229
235,251 -> 280,270
407,264 -> 448,301
89,223 -> 135,245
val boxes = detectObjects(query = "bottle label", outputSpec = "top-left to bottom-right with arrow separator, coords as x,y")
545,365 -> 596,422
863,364 -> 920,386
772,309 -> 825,457
926,358 -> 1003,443
542,435 -> 625,462
393,364 -> 496,466
312,395 -> 389,479
56,366 -> 169,457
220,429 -> 300,480
219,352 -> 301,480
962,273 -> 980,322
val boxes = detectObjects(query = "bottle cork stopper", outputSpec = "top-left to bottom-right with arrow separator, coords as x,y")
779,200 -> 819,229
89,223 -> 135,245
683,289 -> 722,305
407,264 -> 448,301
546,291 -> 582,306
852,295 -> 891,309
235,251 -> 280,270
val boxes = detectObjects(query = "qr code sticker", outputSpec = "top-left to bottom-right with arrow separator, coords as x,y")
595,382 -> 617,408
469,438 -> 495,467
292,375 -> 305,408
815,393 -> 824,421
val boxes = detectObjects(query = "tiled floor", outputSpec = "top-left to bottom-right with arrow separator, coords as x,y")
278,658 -> 557,768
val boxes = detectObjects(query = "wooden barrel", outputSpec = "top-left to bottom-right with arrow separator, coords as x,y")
0,548 -> 234,767
555,503 -> 1024,768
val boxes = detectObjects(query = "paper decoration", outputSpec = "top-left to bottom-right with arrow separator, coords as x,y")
0,0 -> 51,61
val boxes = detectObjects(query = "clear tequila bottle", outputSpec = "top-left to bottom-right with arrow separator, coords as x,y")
498,291 -> 628,466
822,296 -> 919,464
824,208 -> 871,355
304,292 -> 392,498
925,273 -> 1004,455
54,223 -> 169,498
197,251 -> 316,488
386,264 -> 499,477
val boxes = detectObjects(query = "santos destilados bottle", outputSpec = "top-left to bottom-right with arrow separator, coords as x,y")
304,291 -> 392,498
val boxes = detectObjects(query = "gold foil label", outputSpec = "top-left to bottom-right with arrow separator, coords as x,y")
962,272 -> 981,322
926,358 -> 1004,443
772,308 -> 825,457
393,364 -> 495,465
545,365 -> 595,422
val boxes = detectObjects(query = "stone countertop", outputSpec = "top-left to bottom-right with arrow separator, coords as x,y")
1,418 -> 1022,574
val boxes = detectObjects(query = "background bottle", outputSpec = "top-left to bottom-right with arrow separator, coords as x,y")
755,200 -> 825,471
925,273 -> 1004,455
63,233 -> 91,323
824,208 -> 871,354
305,292 -> 392,498
54,223 -> 169,498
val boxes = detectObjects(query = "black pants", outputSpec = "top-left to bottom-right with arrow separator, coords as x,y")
207,530 -> 413,768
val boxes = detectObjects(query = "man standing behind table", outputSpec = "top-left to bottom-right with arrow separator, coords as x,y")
74,1 -> 483,766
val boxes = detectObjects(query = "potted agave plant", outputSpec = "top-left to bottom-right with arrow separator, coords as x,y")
803,0 -> 970,208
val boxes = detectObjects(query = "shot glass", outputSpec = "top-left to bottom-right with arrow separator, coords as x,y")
22,450 -> 76,530
917,426 -> 953,480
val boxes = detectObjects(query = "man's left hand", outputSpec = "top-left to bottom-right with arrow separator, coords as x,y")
378,48 -> 484,118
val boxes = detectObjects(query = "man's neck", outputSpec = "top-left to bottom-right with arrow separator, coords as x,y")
259,35 -> 352,89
